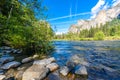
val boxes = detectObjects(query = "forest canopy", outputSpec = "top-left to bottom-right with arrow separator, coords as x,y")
0,0 -> 54,55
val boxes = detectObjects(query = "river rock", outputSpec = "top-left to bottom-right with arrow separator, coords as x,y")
46,63 -> 59,71
1,61 -> 21,70
34,59 -> 51,66
13,49 -> 22,54
46,72 -> 61,80
5,50 -> 12,54
75,65 -> 88,75
15,71 -> 24,80
60,66 -> 70,76
68,54 -> 89,66
66,61 -> 75,69
15,62 -> 33,80
1,46 -> 11,50
33,54 -> 39,59
33,57 -> 55,66
48,57 -> 56,62
17,50 -> 22,54
0,75 -> 5,80
22,64 -> 49,80
13,49 -> 18,54
22,57 -> 33,63
0,57 -> 14,64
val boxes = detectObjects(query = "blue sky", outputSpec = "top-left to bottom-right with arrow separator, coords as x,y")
43,0 -> 120,34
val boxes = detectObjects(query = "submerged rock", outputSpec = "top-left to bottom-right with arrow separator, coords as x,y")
0,57 -> 14,64
0,70 -> 4,75
22,64 -> 49,80
75,65 -> 88,76
1,61 -> 21,70
22,57 -> 33,63
5,50 -> 12,54
66,61 -> 75,69
46,71 -> 61,80
13,49 -> 22,54
60,66 -> 70,76
46,63 -> 59,71
17,50 -> 22,54
1,46 -> 11,50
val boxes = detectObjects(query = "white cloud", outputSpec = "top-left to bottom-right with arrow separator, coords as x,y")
112,0 -> 120,7
91,0 -> 105,19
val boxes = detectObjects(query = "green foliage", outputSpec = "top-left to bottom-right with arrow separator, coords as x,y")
94,31 -> 105,40
0,0 -> 54,55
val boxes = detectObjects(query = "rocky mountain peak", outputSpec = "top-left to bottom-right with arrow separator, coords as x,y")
69,3 -> 120,33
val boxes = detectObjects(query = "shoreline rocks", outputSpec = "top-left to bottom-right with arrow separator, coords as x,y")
1,61 -> 21,70
22,57 -> 33,64
60,66 -> 70,76
75,65 -> 88,76
46,63 -> 59,71
22,65 -> 49,80
0,57 -> 14,64
22,57 -> 58,80
33,57 -> 55,66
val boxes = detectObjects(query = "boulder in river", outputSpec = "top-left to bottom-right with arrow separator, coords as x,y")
1,61 -> 21,70
0,57 -> 14,64
75,65 -> 88,76
22,64 -> 49,80
60,66 -> 70,76
46,63 -> 59,71
33,57 -> 55,66
68,54 -> 89,67
22,57 -> 33,63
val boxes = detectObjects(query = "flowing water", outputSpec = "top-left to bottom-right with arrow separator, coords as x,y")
50,41 -> 120,80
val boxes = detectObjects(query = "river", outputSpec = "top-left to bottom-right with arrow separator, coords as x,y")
50,41 -> 120,80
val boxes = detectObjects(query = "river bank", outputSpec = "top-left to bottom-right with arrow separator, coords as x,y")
53,36 -> 120,41
0,46 -> 88,80
0,40 -> 120,80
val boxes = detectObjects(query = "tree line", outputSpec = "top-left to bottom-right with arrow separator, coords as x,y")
54,18 -> 120,40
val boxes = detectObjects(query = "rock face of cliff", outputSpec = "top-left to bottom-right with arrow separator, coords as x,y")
69,3 -> 120,33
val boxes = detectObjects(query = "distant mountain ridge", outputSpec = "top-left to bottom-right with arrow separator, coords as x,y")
69,3 -> 120,33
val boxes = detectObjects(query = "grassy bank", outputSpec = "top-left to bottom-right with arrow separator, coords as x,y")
53,36 -> 120,41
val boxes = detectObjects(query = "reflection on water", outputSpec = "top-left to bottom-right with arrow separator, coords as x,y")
51,41 -> 120,80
